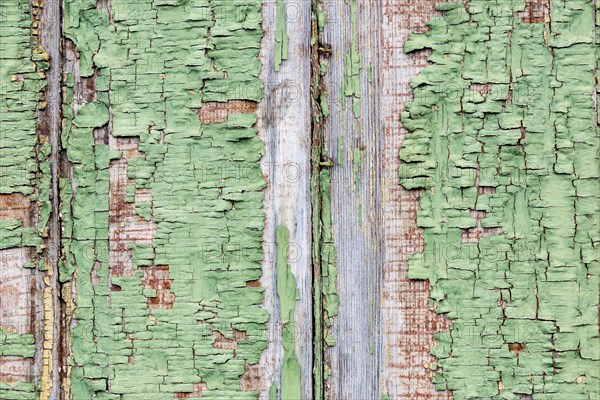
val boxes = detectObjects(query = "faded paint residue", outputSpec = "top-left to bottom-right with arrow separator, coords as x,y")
401,1 -> 599,398
275,0 -> 289,71
275,225 -> 301,399
342,0 -> 361,118
60,0 -> 268,398
310,2 -> 340,394
319,170 -> 339,325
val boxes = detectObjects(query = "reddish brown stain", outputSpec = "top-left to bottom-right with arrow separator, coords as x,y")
0,357 -> 34,383
239,363 -> 263,392
509,343 -> 526,353
0,194 -> 32,227
195,100 -> 258,124
141,265 -> 175,309
518,0 -> 550,23
174,382 -> 208,399
245,280 -> 261,288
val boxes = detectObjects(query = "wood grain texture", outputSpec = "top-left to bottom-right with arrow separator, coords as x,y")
321,0 -> 385,398
0,247 -> 36,380
380,1 -> 452,398
257,1 -> 313,399
38,0 -> 63,397
321,0 -> 453,398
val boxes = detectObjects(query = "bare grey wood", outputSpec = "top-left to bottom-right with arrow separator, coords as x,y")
320,1 -> 453,399
257,1 -> 314,399
321,0 -> 386,398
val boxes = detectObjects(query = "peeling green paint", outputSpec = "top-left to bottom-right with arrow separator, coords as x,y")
319,170 -> 339,322
0,0 -> 49,397
275,225 -> 301,400
341,0 -> 361,118
0,382 -> 36,400
274,0 -> 289,71
0,328 -> 36,358
401,1 -> 599,398
60,0 -> 269,398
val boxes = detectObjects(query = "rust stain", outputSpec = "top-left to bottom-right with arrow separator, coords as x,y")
245,280 -> 261,288
211,329 -> 248,351
109,137 -> 156,278
195,100 -> 258,124
0,248 -> 36,335
508,343 -> 526,353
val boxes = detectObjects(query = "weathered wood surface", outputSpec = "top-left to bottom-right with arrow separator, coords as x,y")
319,0 -> 451,398
38,0 -> 63,397
379,1 -> 452,399
321,0 -> 385,398
257,1 -> 314,399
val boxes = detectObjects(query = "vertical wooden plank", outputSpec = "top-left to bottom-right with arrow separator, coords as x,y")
379,1 -> 452,399
321,0 -> 453,398
321,0 -> 385,398
38,0 -> 63,397
257,0 -> 313,398
0,0 -> 60,397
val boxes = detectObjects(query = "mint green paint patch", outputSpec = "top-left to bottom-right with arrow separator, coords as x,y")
274,0 -> 289,71
275,225 -> 301,399
0,328 -> 35,358
319,170 -> 339,321
342,0 -> 361,118
0,382 -> 36,400
62,0 -> 269,398
73,102 -> 109,128
401,1 -> 599,398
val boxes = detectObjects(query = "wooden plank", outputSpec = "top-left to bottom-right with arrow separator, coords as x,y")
321,0 -> 453,398
379,1 -> 452,399
321,0 -> 385,398
256,1 -> 314,398
38,0 -> 63,397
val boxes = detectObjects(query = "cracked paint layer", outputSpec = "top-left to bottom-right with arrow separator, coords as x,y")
60,0 -> 268,398
274,225 -> 301,400
309,1 -> 340,395
1,0 -> 49,397
341,0 -> 361,118
274,0 -> 289,71
401,1 -> 599,399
